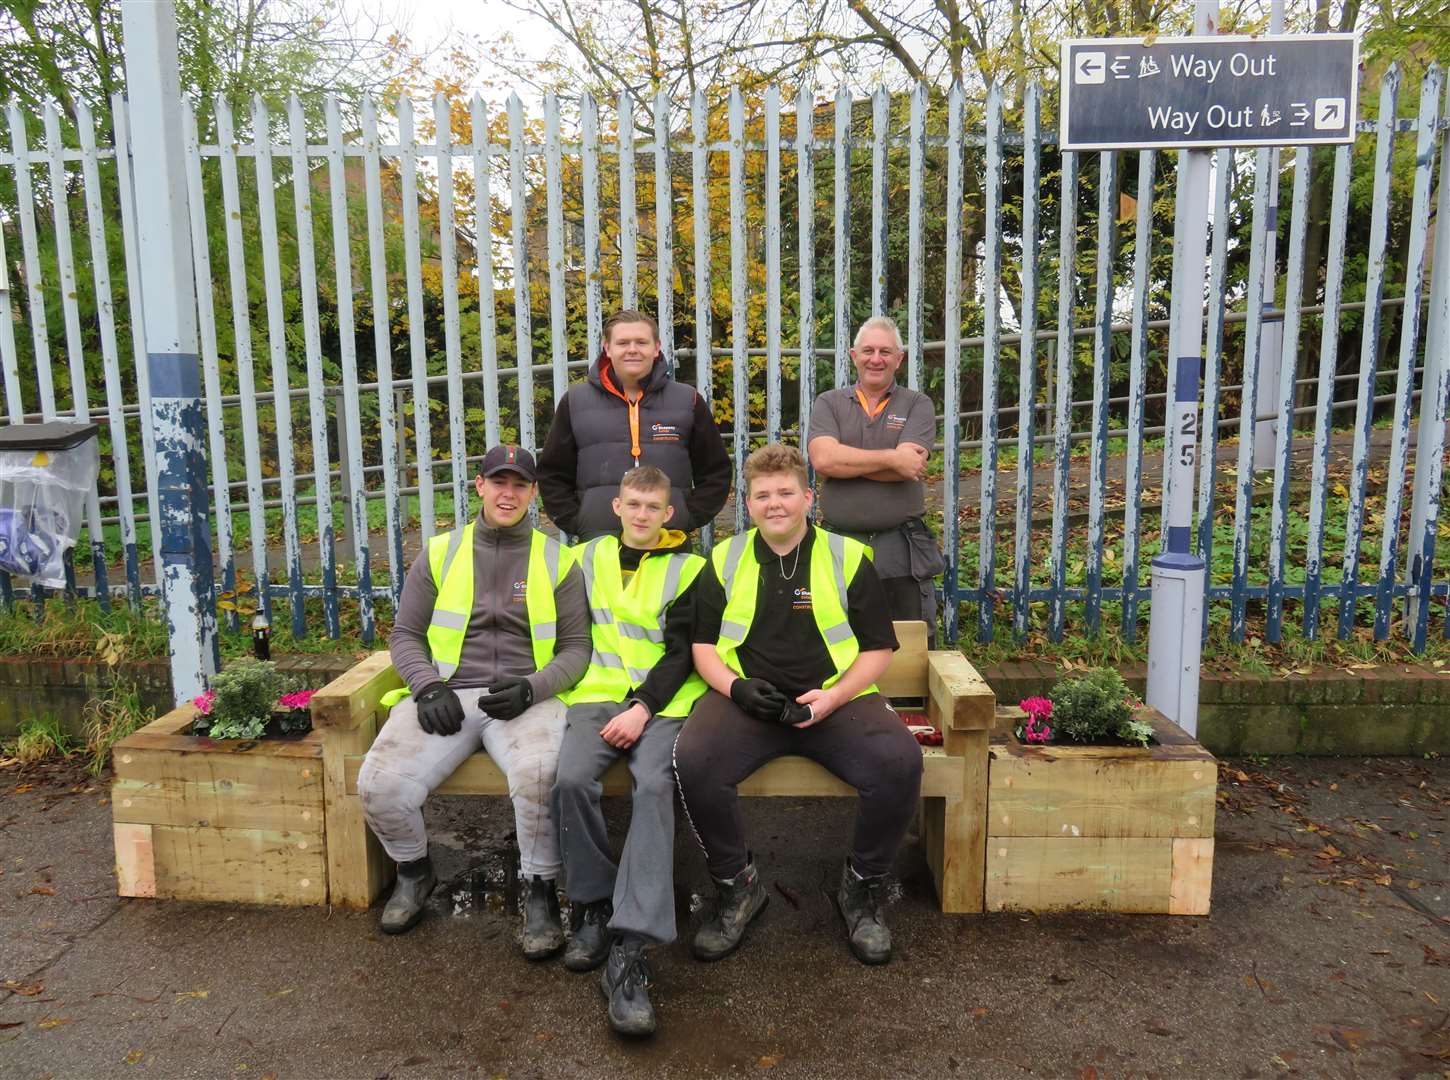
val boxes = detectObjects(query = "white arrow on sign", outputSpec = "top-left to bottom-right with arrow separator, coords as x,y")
1075,51 -> 1106,84
1290,102 -> 1310,126
1111,56 -> 1132,78
1315,97 -> 1345,129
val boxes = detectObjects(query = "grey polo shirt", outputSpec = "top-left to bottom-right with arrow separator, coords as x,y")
809,381 -> 935,533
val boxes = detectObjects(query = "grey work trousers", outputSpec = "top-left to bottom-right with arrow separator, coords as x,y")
357,691 -> 568,877
551,701 -> 683,946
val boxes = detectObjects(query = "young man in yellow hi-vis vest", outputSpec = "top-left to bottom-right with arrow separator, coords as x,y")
356,445 -> 591,958
551,466 -> 706,1037
674,444 -> 923,966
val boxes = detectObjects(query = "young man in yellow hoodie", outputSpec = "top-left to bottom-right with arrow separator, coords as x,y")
551,466 -> 708,1036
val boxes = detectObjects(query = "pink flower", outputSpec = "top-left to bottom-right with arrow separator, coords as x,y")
192,689 -> 216,715
1019,696 -> 1053,722
1021,712 -> 1054,744
277,689 -> 315,711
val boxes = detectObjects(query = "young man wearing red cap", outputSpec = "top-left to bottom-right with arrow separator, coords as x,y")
357,445 -> 591,958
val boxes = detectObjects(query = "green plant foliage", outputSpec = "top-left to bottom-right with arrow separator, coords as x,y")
80,682 -> 155,776
194,659 -> 296,741
15,713 -> 74,763
1047,668 -> 1134,745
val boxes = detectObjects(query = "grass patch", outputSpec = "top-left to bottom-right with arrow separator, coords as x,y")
80,682 -> 155,777
15,713 -> 75,763
0,598 -> 168,662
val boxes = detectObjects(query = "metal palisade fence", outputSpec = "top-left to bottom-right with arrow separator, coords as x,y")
0,70 -> 1446,649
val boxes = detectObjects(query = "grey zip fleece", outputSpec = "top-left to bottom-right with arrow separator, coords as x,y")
389,512 -> 591,699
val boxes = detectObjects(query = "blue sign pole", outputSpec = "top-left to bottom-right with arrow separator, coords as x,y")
1147,0 -> 1219,736
119,0 -> 218,702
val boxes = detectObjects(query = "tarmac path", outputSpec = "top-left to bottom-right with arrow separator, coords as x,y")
1,752 -> 1448,1078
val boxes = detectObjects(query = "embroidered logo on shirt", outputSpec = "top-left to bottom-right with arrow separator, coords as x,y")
650,422 -> 681,443
792,586 -> 812,611
511,578 -> 528,604
885,413 -> 907,431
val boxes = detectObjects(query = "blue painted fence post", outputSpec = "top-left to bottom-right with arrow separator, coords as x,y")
119,0 -> 218,702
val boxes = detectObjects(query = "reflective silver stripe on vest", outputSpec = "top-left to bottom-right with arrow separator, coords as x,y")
543,534 -> 564,584
659,553 -> 688,605
627,666 -> 652,684
590,648 -> 624,669
438,525 -> 468,584
825,530 -> 849,611
618,621 -> 664,644
534,619 -> 558,639
580,537 -> 603,595
720,619 -> 750,640
821,620 -> 855,645
721,531 -> 751,593
428,609 -> 469,632
437,660 -> 459,678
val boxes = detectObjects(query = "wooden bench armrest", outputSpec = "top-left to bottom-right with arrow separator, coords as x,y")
310,651 -> 404,732
927,651 -> 995,735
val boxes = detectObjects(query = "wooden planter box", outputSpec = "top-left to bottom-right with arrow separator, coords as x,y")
110,705 -> 327,906
985,706 -> 1216,914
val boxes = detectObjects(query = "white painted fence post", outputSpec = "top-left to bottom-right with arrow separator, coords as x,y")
1147,0 -> 1218,735
119,0 -> 217,702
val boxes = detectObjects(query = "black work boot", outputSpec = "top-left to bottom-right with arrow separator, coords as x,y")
598,935 -> 657,1037
835,860 -> 892,965
691,860 -> 768,962
520,875 -> 566,960
564,898 -> 613,972
379,854 -> 436,935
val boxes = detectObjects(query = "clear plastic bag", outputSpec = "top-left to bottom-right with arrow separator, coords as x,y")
0,436 -> 99,588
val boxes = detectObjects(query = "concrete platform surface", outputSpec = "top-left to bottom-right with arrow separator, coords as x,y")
1,753 -> 1447,1079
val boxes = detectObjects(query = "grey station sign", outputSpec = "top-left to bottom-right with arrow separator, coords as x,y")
1060,34 -> 1359,151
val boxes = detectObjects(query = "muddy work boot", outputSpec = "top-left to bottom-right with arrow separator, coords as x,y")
564,898 -> 613,972
520,875 -> 566,960
379,854 -> 436,935
691,860 -> 768,962
835,860 -> 892,965
598,935 -> 657,1037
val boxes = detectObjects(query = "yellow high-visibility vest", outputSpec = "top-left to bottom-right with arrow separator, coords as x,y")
562,536 -> 708,718
711,526 -> 877,698
380,523 -> 572,708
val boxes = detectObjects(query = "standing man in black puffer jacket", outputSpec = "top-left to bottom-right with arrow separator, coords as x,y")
538,309 -> 732,542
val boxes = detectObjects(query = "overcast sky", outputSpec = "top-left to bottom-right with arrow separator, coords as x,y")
354,0 -> 564,100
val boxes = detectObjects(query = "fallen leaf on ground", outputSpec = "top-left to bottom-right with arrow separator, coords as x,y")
124,1050 -> 145,1065
3,981 -> 43,996
758,1055 -> 781,1068
30,886 -> 55,896
174,990 -> 209,1000
37,1017 -> 72,1030
13,784 -> 32,794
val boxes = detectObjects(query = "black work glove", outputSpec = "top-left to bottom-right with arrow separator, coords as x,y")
730,677 -> 788,724
477,677 -> 534,721
415,683 -> 464,736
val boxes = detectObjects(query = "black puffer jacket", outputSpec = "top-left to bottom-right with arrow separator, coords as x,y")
537,354 -> 731,538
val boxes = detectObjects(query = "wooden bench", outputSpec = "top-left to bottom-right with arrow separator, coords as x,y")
310,621 -> 995,913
